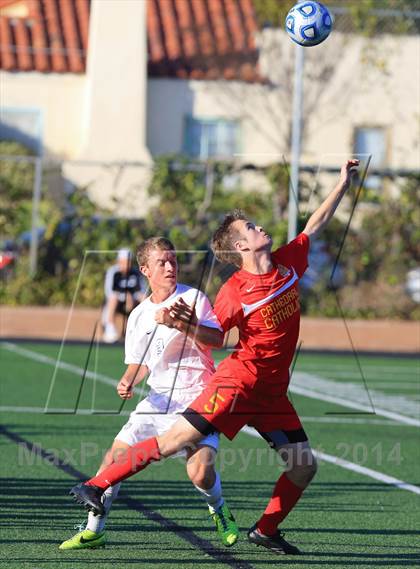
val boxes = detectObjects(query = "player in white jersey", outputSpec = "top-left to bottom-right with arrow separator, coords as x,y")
59,237 -> 239,550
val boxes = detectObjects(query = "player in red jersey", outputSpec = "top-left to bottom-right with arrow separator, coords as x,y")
70,160 -> 359,555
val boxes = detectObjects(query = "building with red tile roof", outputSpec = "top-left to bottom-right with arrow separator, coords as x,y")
1,1 -> 419,216
0,0 -> 89,73
0,0 -> 260,81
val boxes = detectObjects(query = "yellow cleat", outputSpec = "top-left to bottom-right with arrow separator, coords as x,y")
59,529 -> 106,550
210,502 -> 239,547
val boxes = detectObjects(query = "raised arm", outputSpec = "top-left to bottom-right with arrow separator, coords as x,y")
155,298 -> 224,348
303,159 -> 359,242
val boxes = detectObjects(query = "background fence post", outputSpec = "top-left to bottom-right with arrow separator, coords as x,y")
29,157 -> 43,276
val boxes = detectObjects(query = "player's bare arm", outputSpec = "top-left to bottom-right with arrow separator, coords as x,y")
155,299 -> 224,348
117,363 -> 148,399
303,159 -> 359,241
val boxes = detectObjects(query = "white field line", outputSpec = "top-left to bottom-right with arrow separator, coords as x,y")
295,373 -> 419,383
312,451 -> 420,495
296,377 -> 420,389
241,426 -> 420,496
297,365 -> 418,374
290,384 -> 420,428
1,342 -> 118,387
362,384 -> 420,390
296,370 -> 418,380
3,342 -> 420,495
0,405 -> 131,415
0,405 -> 410,426
2,342 -> 419,427
291,372 -> 420,427
0,342 -> 146,401
290,416 -> 400,425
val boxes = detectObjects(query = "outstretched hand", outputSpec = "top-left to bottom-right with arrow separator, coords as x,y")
154,307 -> 176,327
339,159 -> 360,189
169,298 -> 197,326
154,298 -> 197,330
169,298 -> 198,327
302,158 -> 362,241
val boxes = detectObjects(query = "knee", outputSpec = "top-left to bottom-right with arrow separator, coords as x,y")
305,457 -> 318,482
288,455 -> 318,488
100,446 -> 119,470
187,462 -> 214,489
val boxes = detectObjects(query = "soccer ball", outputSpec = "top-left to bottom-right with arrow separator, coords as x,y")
285,1 -> 333,47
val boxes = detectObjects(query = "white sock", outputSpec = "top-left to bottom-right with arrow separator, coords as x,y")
194,471 -> 224,513
86,482 -> 121,533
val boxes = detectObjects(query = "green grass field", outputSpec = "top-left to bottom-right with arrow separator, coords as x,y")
1,340 -> 419,568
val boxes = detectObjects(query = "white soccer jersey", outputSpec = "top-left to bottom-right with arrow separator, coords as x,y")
124,284 -> 221,393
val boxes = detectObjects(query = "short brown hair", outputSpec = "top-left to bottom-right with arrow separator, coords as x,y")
136,237 -> 175,267
211,210 -> 247,267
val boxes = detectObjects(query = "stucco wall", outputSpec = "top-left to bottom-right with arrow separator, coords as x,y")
2,28 -> 418,211
148,31 -> 420,172
81,0 -> 150,162
302,33 -> 420,170
1,71 -> 86,158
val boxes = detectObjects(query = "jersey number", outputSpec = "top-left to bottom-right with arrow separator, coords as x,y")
204,392 -> 226,414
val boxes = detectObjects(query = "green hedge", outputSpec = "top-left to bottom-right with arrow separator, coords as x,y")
1,149 -> 418,319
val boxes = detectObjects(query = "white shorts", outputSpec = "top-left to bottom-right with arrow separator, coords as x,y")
115,389 -> 219,453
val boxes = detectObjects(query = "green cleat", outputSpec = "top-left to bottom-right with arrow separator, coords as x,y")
59,529 -> 106,550
210,502 -> 239,547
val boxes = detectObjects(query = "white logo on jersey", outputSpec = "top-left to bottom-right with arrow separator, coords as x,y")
241,267 -> 298,317
278,264 -> 291,277
245,284 -> 255,293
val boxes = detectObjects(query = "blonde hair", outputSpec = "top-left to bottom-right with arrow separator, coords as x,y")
136,237 -> 175,267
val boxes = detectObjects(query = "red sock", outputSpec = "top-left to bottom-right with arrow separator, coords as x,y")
86,437 -> 161,489
256,473 -> 303,536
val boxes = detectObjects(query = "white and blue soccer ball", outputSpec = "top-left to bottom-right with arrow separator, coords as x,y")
285,1 -> 333,47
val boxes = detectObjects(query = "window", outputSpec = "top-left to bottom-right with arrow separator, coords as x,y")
183,117 -> 239,159
354,126 -> 387,188
0,108 -> 43,155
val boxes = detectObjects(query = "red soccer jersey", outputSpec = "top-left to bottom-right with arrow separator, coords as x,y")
213,232 -> 309,393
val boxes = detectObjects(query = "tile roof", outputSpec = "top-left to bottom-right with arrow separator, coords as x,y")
0,0 -> 89,73
147,0 -> 260,82
0,0 -> 260,81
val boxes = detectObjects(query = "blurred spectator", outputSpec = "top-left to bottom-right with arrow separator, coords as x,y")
102,249 -> 147,343
406,268 -> 420,304
0,239 -> 17,281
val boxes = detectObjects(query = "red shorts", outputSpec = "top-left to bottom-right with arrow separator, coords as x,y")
183,378 -> 303,441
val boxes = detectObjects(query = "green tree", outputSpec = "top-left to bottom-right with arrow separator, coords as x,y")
0,181 -> 146,306
358,175 -> 420,280
301,174 -> 420,319
252,0 -> 419,32
0,141 -> 48,240
252,0 -> 290,27
145,156 -> 289,297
